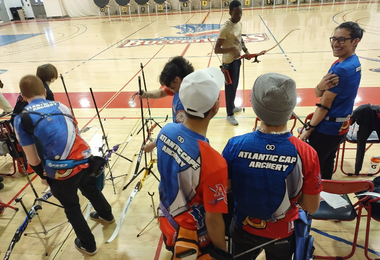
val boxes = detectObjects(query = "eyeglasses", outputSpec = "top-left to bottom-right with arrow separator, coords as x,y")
329,37 -> 352,44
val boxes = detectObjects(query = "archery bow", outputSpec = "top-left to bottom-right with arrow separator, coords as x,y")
241,29 -> 300,62
3,192 -> 53,260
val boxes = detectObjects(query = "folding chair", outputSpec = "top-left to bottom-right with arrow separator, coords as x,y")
338,123 -> 380,176
362,192 -> 380,260
0,198 -> 19,213
312,179 -> 374,260
253,114 -> 297,135
0,120 -> 20,176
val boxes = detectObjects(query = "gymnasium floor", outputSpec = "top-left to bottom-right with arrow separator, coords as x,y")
0,1 -> 380,259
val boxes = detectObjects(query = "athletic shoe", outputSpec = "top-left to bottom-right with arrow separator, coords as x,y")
0,176 -> 3,182
0,182 -> 4,191
74,238 -> 97,256
227,116 -> 239,126
233,107 -> 242,113
90,211 -> 115,224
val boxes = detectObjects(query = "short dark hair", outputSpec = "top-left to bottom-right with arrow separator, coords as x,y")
229,0 -> 241,12
159,56 -> 194,87
36,64 -> 58,82
335,22 -> 364,41
184,109 -> 211,120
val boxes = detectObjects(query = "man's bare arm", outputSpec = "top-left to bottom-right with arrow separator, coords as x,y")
139,88 -> 169,99
205,212 -> 226,251
298,193 -> 320,214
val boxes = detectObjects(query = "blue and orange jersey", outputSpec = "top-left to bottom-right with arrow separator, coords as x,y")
223,131 -> 322,239
14,99 -> 91,180
156,123 -> 228,247
163,87 -> 186,123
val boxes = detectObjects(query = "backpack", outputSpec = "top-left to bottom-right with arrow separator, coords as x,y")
294,209 -> 314,260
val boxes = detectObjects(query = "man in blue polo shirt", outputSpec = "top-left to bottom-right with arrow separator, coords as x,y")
300,21 -> 364,179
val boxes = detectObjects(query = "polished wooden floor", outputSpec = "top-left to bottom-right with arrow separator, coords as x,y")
0,1 -> 380,259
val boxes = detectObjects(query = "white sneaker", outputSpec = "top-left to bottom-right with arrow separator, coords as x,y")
233,107 -> 242,113
227,116 -> 239,126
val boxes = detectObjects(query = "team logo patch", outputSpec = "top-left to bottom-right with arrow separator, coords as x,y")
315,175 -> 322,189
208,184 -> 227,205
243,217 -> 267,229
119,24 -> 269,48
55,169 -> 73,179
189,205 -> 206,230
176,111 -> 186,123
265,144 -> 276,151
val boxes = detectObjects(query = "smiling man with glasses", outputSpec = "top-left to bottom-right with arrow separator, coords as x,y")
300,21 -> 364,180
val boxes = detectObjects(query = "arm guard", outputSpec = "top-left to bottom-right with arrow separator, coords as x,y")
30,162 -> 47,179
316,103 -> 330,111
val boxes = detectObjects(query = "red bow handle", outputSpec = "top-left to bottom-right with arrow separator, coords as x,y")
241,50 -> 267,63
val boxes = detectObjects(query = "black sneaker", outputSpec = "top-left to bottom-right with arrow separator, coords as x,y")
90,211 -> 115,224
74,238 -> 97,256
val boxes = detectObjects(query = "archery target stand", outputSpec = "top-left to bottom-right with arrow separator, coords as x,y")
200,0 -> 212,12
116,0 -> 132,19
179,0 -> 192,13
221,0 -> 230,10
94,0 -> 112,20
135,0 -> 151,16
242,0 -> 254,8
153,0 -> 169,15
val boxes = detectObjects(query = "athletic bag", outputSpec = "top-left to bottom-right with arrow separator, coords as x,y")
294,209 -> 314,260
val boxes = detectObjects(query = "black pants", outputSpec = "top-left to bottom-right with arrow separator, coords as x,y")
230,220 -> 295,260
47,167 -> 112,249
308,130 -> 346,180
225,59 -> 241,116
355,128 -> 380,175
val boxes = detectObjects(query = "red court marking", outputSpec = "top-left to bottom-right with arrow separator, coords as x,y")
79,45 -> 167,129
7,174 -> 38,205
154,234 -> 164,260
181,11 -> 210,57
181,44 -> 191,57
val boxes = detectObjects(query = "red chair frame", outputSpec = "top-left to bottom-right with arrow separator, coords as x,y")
0,120 -> 19,176
363,195 -> 380,260
337,138 -> 380,177
297,113 -> 379,176
313,180 -> 374,260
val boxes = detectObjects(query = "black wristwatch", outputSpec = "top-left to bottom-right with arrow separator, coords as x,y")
305,122 -> 316,131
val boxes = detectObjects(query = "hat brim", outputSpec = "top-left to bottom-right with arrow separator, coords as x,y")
203,67 -> 224,90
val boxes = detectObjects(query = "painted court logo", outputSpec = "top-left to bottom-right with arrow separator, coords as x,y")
119,24 -> 269,48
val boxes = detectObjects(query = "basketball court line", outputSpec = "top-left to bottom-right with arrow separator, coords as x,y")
311,227 -> 380,257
